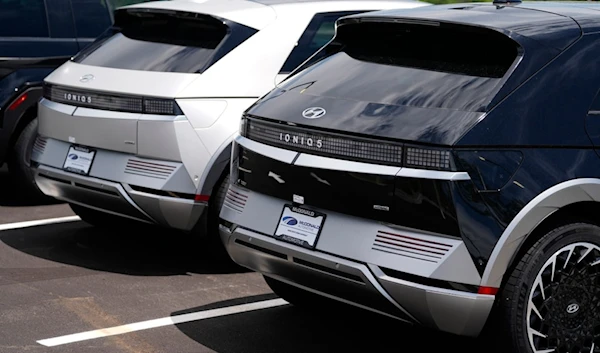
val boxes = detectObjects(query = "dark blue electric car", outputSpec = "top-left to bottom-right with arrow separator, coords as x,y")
220,1 -> 600,352
0,0 -> 153,198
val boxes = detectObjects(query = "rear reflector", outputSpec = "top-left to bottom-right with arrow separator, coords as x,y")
478,286 -> 499,295
9,92 -> 28,111
195,194 -> 210,202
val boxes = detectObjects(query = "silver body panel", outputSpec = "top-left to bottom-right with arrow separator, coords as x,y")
481,178 -> 600,288
219,184 -> 495,336
33,136 -> 205,230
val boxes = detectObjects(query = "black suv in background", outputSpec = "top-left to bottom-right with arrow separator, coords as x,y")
0,0 -> 154,198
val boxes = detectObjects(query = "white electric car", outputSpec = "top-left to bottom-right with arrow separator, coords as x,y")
31,0 -> 427,239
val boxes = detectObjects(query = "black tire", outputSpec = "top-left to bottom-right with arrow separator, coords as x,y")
193,172 -> 237,265
207,172 -> 230,238
264,275 -> 334,308
7,118 -> 48,200
499,223 -> 600,353
69,203 -> 137,228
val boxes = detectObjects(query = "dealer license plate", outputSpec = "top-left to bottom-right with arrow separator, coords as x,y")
274,204 -> 326,249
63,145 -> 96,175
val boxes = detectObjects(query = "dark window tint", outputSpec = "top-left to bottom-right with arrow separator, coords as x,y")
280,21 -> 519,112
73,10 -> 255,73
341,22 -> 517,78
0,0 -> 49,37
279,11 -> 362,74
71,0 -> 112,38
46,0 -> 75,38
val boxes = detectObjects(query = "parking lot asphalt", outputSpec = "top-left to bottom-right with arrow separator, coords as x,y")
0,167 -> 74,224
0,168 -> 486,353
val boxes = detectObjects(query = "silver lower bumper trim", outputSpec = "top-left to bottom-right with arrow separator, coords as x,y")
220,224 -> 495,337
35,165 -> 206,231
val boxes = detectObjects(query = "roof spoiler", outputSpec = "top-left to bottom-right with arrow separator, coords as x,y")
492,0 -> 522,6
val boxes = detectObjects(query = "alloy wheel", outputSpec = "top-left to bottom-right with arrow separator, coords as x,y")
527,242 -> 600,353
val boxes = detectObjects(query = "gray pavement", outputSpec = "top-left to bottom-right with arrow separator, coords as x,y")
0,167 -> 485,353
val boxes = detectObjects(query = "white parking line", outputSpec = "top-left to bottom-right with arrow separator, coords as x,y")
0,216 -> 81,231
37,298 -> 288,347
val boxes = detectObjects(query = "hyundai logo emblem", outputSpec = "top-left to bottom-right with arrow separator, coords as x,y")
79,74 -> 94,83
566,303 -> 580,314
68,153 -> 78,160
302,107 -> 326,119
282,216 -> 298,226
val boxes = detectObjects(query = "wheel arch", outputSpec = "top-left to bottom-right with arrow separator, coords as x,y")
481,178 -> 600,288
198,136 -> 233,198
6,86 -> 42,149
8,101 -> 38,151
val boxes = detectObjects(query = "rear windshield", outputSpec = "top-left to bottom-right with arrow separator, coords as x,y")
73,9 -> 256,73
285,21 -> 520,112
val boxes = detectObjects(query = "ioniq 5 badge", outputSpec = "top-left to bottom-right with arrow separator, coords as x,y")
302,107 -> 326,119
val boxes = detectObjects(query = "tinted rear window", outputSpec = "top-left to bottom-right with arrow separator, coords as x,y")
73,10 -> 256,73
285,21 -> 519,112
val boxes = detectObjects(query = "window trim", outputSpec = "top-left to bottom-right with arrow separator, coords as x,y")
278,10 -> 368,75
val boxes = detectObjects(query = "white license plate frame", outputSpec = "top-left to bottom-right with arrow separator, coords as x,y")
274,204 -> 326,249
63,145 -> 96,175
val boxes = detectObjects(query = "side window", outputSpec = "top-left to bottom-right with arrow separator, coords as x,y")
279,11 -> 364,74
0,0 -> 49,37
71,0 -> 112,39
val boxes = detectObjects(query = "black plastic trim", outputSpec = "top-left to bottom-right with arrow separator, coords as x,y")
379,267 -> 479,293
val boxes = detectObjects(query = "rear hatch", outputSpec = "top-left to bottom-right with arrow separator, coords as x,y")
247,6 -> 580,145
40,6 -> 260,154
237,7 -> 581,240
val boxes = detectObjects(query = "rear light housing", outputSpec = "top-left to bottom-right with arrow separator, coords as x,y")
8,92 -> 28,111
405,146 -> 453,171
239,115 -> 248,136
143,98 -> 182,115
194,194 -> 210,202
43,84 -> 183,116
241,116 -> 461,172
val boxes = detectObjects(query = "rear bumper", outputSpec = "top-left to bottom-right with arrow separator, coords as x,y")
219,183 -> 496,337
34,164 -> 206,231
220,223 -> 495,337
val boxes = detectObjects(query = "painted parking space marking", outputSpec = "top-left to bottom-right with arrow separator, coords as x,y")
37,298 -> 288,347
0,216 -> 81,231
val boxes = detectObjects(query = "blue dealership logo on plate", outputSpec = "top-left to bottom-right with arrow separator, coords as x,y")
68,153 -> 78,160
282,216 -> 298,226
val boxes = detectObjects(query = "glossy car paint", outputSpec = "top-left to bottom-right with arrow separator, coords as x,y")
219,1 -> 600,336
32,0 -> 428,231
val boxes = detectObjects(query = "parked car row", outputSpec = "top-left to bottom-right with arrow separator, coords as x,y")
14,0 -> 600,352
